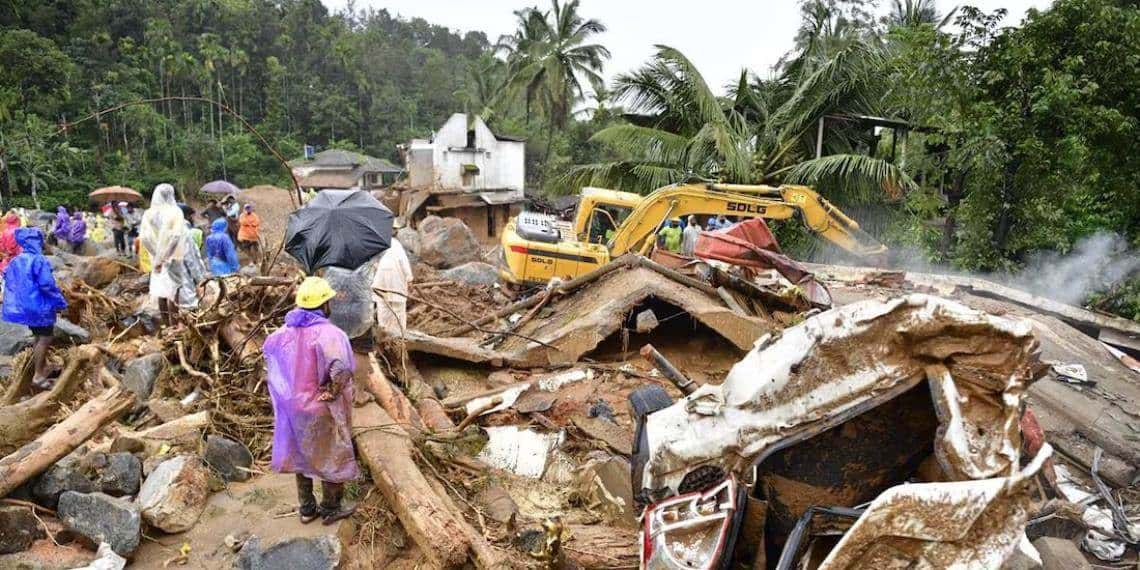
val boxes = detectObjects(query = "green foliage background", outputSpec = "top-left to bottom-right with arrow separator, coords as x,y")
0,0 -> 1137,316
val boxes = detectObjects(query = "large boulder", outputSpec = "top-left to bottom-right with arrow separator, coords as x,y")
33,457 -> 97,509
203,435 -> 253,482
57,491 -> 142,557
395,228 -> 420,259
53,318 -> 91,344
417,216 -> 480,269
136,455 -> 210,533
90,452 -> 142,497
121,353 -> 166,410
442,261 -> 498,286
0,321 -> 33,356
0,505 -> 43,554
237,535 -> 342,570
76,255 -> 121,288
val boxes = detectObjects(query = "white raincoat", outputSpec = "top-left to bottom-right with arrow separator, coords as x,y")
371,238 -> 413,337
141,184 -> 198,306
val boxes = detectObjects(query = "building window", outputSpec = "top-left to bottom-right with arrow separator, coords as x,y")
487,206 -> 496,238
461,163 -> 479,187
466,128 -> 476,149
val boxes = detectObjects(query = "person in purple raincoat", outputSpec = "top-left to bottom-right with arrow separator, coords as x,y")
52,206 -> 70,246
263,276 -> 358,525
67,212 -> 87,254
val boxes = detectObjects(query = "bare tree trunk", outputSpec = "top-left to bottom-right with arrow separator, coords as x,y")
0,346 -> 101,455
0,386 -> 132,498
30,177 -> 40,211
353,404 -> 472,568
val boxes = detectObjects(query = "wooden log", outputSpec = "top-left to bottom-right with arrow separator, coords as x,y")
417,398 -> 454,432
425,477 -> 511,570
358,354 -> 423,431
0,346 -> 101,455
0,357 -> 34,406
0,386 -> 133,497
353,403 -> 471,568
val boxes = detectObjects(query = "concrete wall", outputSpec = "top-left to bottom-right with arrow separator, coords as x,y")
407,113 -> 525,191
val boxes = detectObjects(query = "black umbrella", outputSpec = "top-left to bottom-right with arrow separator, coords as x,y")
284,190 -> 394,273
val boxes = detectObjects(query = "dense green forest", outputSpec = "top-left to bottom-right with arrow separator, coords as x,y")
0,0 -> 1138,316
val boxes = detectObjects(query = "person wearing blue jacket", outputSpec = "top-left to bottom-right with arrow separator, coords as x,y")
2,228 -> 67,388
205,217 -> 239,276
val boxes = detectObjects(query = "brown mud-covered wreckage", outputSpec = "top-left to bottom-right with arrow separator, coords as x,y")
0,212 -> 1136,569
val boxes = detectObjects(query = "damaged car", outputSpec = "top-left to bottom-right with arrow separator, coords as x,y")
630,294 -> 1052,569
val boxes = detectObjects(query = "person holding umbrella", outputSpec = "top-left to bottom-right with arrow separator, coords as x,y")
263,276 -> 358,524
110,203 -> 128,256
204,200 -> 226,223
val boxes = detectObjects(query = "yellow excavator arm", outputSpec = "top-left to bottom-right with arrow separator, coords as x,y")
498,182 -> 886,286
607,183 -> 887,258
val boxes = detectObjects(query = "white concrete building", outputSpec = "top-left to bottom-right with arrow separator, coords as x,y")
407,113 -> 525,194
401,113 -> 526,241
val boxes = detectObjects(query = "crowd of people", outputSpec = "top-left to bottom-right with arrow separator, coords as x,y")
0,186 -> 267,384
657,214 -> 733,255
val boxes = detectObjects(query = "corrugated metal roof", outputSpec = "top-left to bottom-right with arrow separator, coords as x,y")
296,169 -> 363,189
478,189 -> 525,205
289,149 -> 403,173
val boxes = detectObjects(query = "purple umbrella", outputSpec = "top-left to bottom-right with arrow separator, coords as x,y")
200,180 -> 240,195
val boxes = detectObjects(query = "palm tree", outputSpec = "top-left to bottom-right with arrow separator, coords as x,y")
887,0 -> 958,28
499,0 -> 610,179
561,44 -> 912,202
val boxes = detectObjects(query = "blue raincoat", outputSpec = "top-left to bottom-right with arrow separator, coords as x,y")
205,218 -> 239,276
264,308 -> 358,483
2,228 -> 67,327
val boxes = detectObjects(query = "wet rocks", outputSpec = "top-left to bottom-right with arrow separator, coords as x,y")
0,505 -> 43,554
418,216 -> 480,269
53,318 -> 91,344
634,309 -> 659,333
0,321 -> 33,356
236,535 -> 342,570
90,452 -> 142,497
442,261 -> 499,286
33,458 -> 97,509
121,353 -> 166,410
203,435 -> 253,482
58,491 -> 142,557
136,455 -> 210,533
477,485 -> 518,524
77,255 -> 122,288
396,227 -> 420,259
1034,537 -> 1091,570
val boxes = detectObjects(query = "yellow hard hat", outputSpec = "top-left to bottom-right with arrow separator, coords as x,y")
295,276 -> 337,309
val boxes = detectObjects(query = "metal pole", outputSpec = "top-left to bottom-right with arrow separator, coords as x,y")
640,344 -> 697,395
815,116 -> 825,159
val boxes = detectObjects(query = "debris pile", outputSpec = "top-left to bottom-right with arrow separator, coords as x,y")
0,212 -> 1136,570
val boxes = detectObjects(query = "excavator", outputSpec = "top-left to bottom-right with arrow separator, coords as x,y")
497,182 -> 888,286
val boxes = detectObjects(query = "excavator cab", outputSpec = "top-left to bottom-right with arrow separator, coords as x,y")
573,187 -> 641,244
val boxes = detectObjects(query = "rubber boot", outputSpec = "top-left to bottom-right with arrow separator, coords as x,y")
319,481 -> 356,525
296,474 -> 319,523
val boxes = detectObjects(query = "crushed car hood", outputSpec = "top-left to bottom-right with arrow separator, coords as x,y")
642,294 -> 1046,493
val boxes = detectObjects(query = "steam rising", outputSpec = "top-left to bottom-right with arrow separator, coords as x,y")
1001,232 -> 1140,306
878,232 -> 1140,307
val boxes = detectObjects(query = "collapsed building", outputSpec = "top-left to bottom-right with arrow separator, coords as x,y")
0,212 -> 1137,569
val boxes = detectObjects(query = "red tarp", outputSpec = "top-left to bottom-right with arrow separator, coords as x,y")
694,219 -> 832,307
